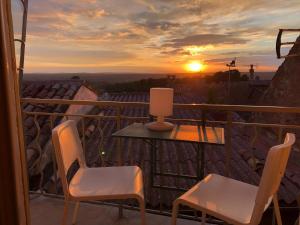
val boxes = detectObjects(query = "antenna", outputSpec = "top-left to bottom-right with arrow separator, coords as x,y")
226,58 -> 237,103
227,57 -> 236,67
242,64 -> 258,80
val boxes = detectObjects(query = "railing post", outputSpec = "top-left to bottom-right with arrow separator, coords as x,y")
32,114 -> 43,194
277,114 -> 285,144
117,106 -> 123,166
50,115 -> 58,194
225,111 -> 233,177
81,118 -> 86,154
97,117 -> 106,167
116,106 -> 123,218
250,126 -> 259,170
201,110 -> 206,128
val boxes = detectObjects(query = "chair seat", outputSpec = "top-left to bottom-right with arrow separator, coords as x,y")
178,174 -> 259,225
69,166 -> 144,201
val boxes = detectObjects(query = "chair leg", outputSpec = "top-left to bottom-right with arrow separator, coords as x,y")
138,199 -> 146,225
62,199 -> 70,225
72,201 -> 80,225
171,201 -> 180,225
273,194 -> 282,225
201,212 -> 206,225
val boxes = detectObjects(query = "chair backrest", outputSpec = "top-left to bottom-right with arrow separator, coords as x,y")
52,120 -> 86,195
250,133 -> 295,225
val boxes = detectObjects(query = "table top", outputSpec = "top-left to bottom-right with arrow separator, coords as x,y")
112,123 -> 225,145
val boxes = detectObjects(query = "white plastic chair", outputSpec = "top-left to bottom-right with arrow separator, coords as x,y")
52,120 -> 146,225
171,133 -> 295,225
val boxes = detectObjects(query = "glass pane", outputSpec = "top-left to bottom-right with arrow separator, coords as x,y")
14,41 -> 21,69
11,0 -> 23,40
11,0 -> 24,69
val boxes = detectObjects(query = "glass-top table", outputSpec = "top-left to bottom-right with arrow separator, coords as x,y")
113,122 -> 225,144
112,122 -> 225,191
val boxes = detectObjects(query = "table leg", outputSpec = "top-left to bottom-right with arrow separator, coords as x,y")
197,143 -> 205,180
201,143 -> 205,179
150,140 -> 156,187
154,140 -> 157,173
159,142 -> 163,212
197,144 -> 200,180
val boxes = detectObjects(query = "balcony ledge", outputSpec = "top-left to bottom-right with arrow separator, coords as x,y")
30,195 -> 200,225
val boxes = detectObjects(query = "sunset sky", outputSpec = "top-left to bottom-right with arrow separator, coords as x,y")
15,0 -> 300,73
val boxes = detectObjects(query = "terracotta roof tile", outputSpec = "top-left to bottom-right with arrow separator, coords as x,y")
22,80 -> 83,174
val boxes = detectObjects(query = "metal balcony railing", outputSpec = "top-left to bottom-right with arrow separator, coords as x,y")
21,97 -> 300,221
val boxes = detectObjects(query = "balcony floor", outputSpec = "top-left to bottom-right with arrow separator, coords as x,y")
30,195 -> 200,225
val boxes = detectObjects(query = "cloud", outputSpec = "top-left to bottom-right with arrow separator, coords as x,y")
163,34 -> 249,48
135,21 -> 180,31
135,0 -> 158,12
22,0 -> 300,73
160,48 -> 189,56
33,48 -> 135,60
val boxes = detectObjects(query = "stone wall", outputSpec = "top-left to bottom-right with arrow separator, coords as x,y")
258,35 -> 300,125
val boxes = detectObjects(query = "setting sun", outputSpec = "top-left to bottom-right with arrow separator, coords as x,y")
185,61 -> 204,73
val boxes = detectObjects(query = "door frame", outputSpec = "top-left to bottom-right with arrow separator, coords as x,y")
0,0 -> 30,225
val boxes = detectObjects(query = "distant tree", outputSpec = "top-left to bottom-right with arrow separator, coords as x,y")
71,75 -> 81,80
104,78 -> 169,92
228,69 -> 241,81
207,88 -> 217,104
241,74 -> 249,81
205,69 -> 242,83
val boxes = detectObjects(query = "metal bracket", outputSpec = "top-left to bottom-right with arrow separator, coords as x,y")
276,29 -> 300,59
